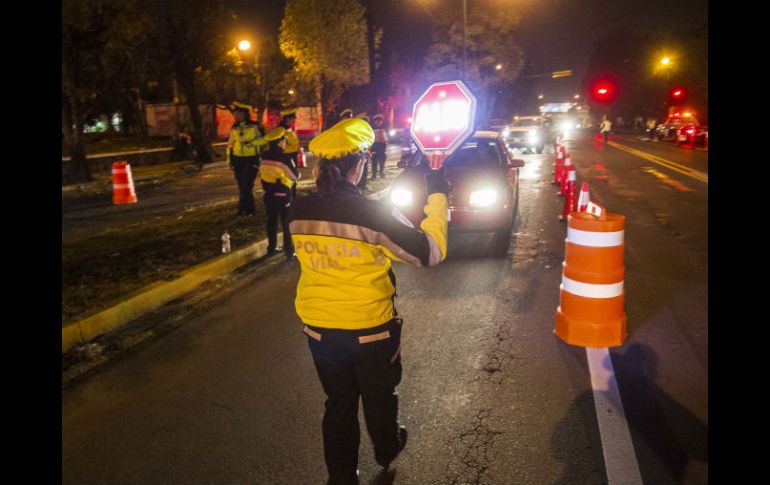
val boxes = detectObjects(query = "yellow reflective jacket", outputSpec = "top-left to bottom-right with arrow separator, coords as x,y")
228,122 -> 266,158
289,181 -> 448,329
260,146 -> 298,194
283,129 -> 300,154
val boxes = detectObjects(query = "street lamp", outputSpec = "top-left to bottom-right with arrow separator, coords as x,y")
574,94 -> 580,99
288,89 -> 295,96
538,94 -> 544,100
238,40 -> 251,52
495,63 -> 502,71
660,56 -> 671,66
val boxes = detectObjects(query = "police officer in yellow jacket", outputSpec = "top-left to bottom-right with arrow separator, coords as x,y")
261,127 -> 299,258
227,102 -> 266,216
288,118 -> 450,485
279,108 -> 301,197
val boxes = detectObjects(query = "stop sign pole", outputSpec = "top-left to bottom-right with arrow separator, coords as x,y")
410,80 -> 478,169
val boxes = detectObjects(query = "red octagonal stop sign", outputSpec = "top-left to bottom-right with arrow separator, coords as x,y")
410,80 -> 477,157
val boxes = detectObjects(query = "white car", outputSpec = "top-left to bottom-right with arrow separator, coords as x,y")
502,116 -> 546,154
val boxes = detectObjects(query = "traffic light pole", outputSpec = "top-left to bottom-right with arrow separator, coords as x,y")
462,0 -> 467,81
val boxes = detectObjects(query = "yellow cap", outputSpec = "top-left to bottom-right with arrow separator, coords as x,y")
309,118 -> 374,159
233,101 -> 252,110
264,127 -> 286,142
280,107 -> 298,116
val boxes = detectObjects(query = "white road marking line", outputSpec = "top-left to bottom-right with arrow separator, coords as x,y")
586,347 -> 645,485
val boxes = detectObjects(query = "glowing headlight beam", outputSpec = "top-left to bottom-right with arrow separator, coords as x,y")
469,189 -> 497,207
390,189 -> 413,207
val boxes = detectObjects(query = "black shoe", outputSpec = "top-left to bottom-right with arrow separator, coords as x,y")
285,251 -> 296,260
376,426 -> 407,470
266,248 -> 277,256
326,469 -> 359,485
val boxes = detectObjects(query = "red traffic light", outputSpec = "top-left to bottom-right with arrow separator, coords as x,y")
670,87 -> 687,102
588,78 -> 618,103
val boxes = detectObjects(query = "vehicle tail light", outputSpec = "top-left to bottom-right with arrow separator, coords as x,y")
686,129 -> 695,135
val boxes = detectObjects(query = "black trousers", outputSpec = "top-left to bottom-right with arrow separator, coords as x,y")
232,155 -> 259,215
264,192 -> 293,254
371,143 -> 387,178
306,319 -> 403,485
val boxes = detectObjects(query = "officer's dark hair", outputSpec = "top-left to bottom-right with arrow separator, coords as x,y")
269,137 -> 285,150
316,152 -> 363,197
232,108 -> 254,129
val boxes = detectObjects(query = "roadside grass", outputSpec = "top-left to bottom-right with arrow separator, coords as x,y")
61,198 -> 271,326
62,167 -> 397,327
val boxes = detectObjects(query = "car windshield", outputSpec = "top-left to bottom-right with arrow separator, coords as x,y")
408,138 -> 503,168
513,119 -> 541,127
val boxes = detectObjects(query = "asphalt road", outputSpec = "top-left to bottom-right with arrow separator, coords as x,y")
62,130 -> 707,485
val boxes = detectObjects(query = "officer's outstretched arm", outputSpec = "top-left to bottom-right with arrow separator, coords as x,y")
375,171 -> 449,268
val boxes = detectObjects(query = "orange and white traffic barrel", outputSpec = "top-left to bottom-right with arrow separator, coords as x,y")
112,161 -> 137,204
552,146 -> 565,184
554,211 -> 627,347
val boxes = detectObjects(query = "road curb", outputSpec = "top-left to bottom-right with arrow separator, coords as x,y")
62,187 -> 391,353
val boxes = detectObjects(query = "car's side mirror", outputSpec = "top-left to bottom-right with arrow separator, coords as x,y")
508,159 -> 525,168
397,156 -> 409,169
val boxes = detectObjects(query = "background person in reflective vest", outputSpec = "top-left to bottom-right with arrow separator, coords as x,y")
289,117 -> 450,485
260,127 -> 298,258
370,114 -> 388,179
227,101 -> 266,216
279,108 -> 301,198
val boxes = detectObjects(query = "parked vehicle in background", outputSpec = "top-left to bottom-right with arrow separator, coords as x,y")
676,123 -> 708,149
654,114 -> 699,142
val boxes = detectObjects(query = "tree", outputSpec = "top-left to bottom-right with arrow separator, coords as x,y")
62,0 -> 149,182
280,0 -> 369,128
141,0 -> 233,164
423,2 -> 525,122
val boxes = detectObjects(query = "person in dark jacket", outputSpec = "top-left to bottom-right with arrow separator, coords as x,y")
260,127 -> 299,258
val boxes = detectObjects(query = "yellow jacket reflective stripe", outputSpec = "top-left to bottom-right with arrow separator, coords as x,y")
289,182 -> 448,329
260,159 -> 297,189
284,129 -> 300,154
228,122 -> 266,157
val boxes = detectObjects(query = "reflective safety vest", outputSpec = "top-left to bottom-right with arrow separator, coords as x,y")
284,129 -> 300,154
289,181 -> 448,329
260,147 -> 298,194
229,122 -> 266,157
374,128 -> 388,143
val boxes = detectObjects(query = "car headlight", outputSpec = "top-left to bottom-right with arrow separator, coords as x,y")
502,129 -> 510,138
527,130 -> 539,140
390,188 -> 413,206
469,189 -> 497,207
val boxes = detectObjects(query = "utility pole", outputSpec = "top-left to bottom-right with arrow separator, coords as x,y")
462,0 -> 467,81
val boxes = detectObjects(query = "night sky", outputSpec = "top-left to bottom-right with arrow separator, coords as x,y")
235,0 -> 707,101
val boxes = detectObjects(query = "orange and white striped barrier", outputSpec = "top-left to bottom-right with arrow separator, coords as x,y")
553,146 -> 565,184
112,161 -> 137,205
555,207 -> 627,347
577,182 -> 590,212
559,168 -> 577,221
560,154 -> 573,195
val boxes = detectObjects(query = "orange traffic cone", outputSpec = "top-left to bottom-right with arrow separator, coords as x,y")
577,182 -> 590,212
552,146 -> 564,184
112,161 -> 137,205
559,168 -> 577,221
555,211 -> 627,347
560,154 -> 573,195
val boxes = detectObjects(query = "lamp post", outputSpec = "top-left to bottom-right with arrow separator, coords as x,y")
462,0 -> 467,80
